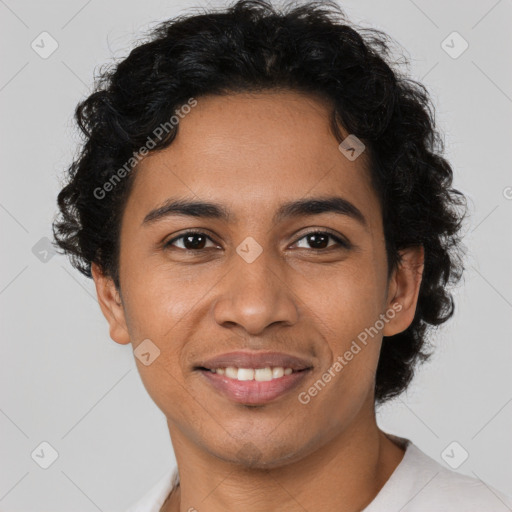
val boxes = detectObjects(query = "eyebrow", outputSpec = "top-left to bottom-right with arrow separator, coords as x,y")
142,195 -> 368,229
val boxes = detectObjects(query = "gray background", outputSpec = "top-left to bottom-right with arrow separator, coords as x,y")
1,0 -> 511,509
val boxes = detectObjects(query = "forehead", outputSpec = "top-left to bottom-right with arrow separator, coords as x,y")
123,90 -> 381,230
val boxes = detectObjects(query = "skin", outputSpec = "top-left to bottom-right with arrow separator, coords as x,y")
92,90 -> 424,512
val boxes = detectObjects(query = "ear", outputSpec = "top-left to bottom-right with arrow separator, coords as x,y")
91,263 -> 131,345
382,246 -> 424,337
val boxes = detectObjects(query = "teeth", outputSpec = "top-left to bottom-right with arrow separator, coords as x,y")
255,367 -> 272,381
225,367 -> 238,379
212,366 -> 297,381
237,368 -> 254,381
272,367 -> 284,378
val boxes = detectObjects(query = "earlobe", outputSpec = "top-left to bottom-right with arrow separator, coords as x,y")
91,263 -> 131,345
382,246 -> 424,337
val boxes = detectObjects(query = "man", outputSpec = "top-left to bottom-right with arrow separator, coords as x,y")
53,0 -> 512,510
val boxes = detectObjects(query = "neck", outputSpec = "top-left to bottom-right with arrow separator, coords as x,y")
161,403 -> 405,512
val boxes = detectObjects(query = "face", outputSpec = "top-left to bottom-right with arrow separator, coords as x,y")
93,90 -> 423,469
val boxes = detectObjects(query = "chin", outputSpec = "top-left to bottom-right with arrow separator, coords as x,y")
207,435 -> 310,470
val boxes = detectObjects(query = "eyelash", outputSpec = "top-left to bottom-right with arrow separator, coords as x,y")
163,229 -> 350,252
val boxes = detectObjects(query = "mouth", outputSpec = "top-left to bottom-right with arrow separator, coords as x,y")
195,365 -> 312,405
197,365 -> 309,380
194,350 -> 314,405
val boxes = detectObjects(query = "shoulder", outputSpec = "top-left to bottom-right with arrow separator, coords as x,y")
428,465 -> 512,507
124,468 -> 177,512
365,434 -> 512,512
398,442 -> 512,511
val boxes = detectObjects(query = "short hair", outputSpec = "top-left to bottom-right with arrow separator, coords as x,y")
52,0 -> 467,405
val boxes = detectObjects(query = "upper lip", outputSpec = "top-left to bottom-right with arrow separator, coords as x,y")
195,351 -> 313,371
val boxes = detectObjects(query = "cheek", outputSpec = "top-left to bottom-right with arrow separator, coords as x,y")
120,258 -> 204,341
298,271 -> 384,427
300,259 -> 385,341
120,268 -> 202,420
294,256 -> 386,399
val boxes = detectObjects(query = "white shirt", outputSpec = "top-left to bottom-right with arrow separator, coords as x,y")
125,433 -> 512,511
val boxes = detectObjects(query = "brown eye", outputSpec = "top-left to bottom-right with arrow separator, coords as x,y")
293,231 -> 349,250
164,231 -> 217,250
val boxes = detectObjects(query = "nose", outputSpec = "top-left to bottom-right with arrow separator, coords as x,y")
212,249 -> 299,336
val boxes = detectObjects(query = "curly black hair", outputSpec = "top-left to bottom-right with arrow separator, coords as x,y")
52,0 -> 467,405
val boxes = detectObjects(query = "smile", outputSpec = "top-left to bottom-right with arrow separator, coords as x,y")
198,366 -> 311,405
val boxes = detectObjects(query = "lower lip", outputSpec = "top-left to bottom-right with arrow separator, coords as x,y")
198,369 -> 311,405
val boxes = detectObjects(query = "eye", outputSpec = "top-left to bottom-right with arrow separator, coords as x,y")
163,229 -> 350,252
164,230 -> 219,251
292,230 -> 350,250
